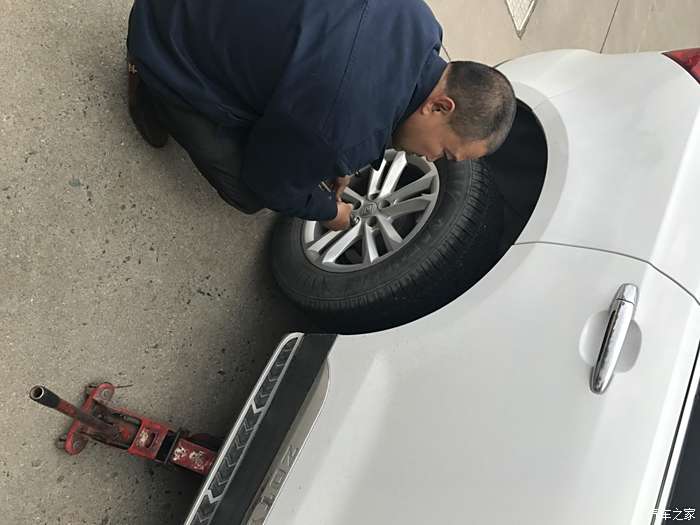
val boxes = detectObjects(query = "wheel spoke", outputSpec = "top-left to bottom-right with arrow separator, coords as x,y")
385,171 -> 437,204
362,224 -> 379,264
303,150 -> 441,272
376,215 -> 403,251
383,194 -> 435,219
367,158 -> 386,197
342,187 -> 364,206
321,223 -> 362,264
378,151 -> 407,198
307,228 -> 342,254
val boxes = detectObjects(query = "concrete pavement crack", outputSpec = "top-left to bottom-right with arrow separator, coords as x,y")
600,0 -> 623,53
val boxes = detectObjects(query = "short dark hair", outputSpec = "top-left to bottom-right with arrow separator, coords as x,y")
445,61 -> 517,154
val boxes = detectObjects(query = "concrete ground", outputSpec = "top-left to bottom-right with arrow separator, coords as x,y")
0,1 -> 697,524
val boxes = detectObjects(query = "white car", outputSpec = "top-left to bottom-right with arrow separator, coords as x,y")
186,48 -> 700,525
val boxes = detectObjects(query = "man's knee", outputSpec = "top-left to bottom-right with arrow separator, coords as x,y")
217,189 -> 264,215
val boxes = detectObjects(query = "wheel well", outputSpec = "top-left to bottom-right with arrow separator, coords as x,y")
485,101 -> 548,255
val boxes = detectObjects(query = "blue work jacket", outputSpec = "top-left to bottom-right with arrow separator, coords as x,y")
128,0 -> 447,220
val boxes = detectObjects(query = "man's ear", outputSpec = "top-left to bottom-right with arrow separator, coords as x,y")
420,95 -> 456,116
433,95 -> 456,115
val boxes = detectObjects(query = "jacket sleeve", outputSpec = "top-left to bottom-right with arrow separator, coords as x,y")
240,108 -> 339,221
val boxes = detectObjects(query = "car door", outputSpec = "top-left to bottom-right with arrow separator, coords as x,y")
262,243 -> 700,525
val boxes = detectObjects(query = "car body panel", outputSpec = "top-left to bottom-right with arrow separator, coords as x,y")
189,50 -> 700,525
503,51 -> 700,300
264,244 -> 700,525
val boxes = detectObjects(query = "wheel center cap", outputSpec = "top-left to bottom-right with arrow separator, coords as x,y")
359,202 -> 378,218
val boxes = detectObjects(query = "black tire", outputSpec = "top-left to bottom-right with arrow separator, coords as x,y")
271,158 -> 504,334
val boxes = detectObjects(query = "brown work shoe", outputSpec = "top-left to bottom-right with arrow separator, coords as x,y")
127,59 -> 169,148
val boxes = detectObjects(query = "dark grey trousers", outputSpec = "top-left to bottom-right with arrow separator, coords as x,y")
149,93 -> 264,214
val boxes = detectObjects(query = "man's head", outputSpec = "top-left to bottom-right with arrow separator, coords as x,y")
392,61 -> 516,162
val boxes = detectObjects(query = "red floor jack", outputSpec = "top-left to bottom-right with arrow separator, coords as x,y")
29,383 -> 220,476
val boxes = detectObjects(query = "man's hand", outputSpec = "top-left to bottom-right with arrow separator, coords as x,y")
322,201 -> 354,231
332,176 -> 352,202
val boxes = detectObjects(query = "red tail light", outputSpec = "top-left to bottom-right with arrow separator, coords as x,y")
663,48 -> 700,83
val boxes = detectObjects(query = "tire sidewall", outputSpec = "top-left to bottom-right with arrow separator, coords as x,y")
272,159 -> 498,303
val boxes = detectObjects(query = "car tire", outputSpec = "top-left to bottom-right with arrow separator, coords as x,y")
270,158 -> 504,333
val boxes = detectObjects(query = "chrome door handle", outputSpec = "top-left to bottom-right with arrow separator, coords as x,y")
590,284 -> 639,394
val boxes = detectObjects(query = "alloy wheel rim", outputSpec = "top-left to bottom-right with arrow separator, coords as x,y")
302,150 -> 440,273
